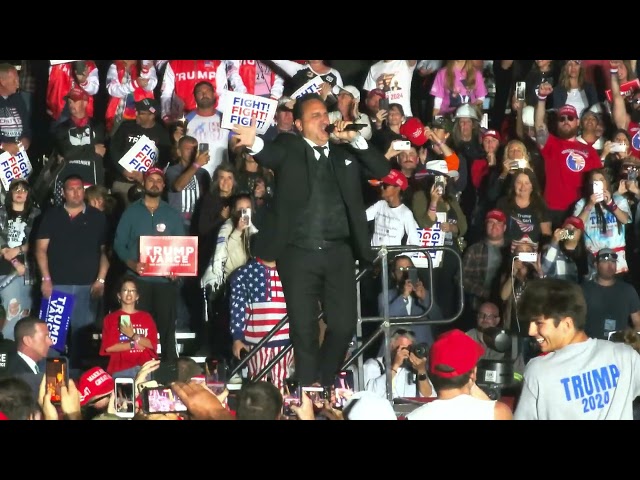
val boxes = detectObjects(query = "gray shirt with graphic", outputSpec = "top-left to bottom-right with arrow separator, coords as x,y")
515,338 -> 640,420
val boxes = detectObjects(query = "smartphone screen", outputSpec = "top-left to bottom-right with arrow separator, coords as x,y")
408,267 -> 419,285
516,82 -> 526,101
143,386 -> 188,414
379,97 -> 390,111
333,371 -> 355,409
46,357 -> 68,404
198,142 -> 209,153
282,385 -> 301,416
115,378 -> 135,418
119,314 -> 132,329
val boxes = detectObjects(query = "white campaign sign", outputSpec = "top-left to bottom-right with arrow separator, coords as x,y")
117,136 -> 158,173
0,147 -> 32,191
219,91 -> 277,135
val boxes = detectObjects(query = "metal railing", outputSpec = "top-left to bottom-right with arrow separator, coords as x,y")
229,245 -> 464,403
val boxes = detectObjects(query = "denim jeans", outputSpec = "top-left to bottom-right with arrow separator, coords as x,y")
54,284 -> 97,369
112,366 -> 141,380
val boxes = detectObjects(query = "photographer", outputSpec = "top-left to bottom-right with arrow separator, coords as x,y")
540,216 -> 588,283
366,328 -> 436,400
377,255 -> 441,348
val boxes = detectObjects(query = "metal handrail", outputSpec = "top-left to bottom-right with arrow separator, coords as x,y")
228,257 -> 379,380
232,245 -> 464,402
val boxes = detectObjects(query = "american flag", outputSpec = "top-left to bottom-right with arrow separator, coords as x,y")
229,259 -> 290,347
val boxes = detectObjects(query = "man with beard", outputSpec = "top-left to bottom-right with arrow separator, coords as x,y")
113,168 -> 186,361
581,248 -> 640,340
186,81 -> 231,178
535,83 -> 602,228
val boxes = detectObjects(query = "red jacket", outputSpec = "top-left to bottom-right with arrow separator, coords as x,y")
105,61 -> 154,132
47,62 -> 97,120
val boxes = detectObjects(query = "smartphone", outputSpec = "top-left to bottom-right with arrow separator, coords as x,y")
142,385 -> 188,414
241,207 -> 252,226
628,168 -> 638,181
481,113 -> 489,129
282,385 -> 302,416
392,140 -> 411,151
136,379 -> 159,395
198,142 -> 209,153
435,175 -> 447,195
408,267 -> 419,285
301,386 -> 324,406
611,142 -> 627,153
510,159 -> 527,170
593,180 -> 604,202
379,97 -> 390,111
46,357 -> 69,405
74,60 -> 87,76
114,377 -> 135,419
333,371 -> 355,409
515,81 -> 526,102
119,314 -> 132,330
518,252 -> 538,263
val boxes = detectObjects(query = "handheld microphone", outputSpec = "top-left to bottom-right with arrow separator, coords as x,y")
325,123 -> 367,133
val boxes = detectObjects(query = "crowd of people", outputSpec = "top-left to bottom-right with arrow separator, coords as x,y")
1,59 -> 640,420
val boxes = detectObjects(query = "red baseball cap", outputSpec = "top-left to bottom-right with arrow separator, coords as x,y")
78,367 -> 114,407
399,117 -> 427,146
65,87 -> 89,102
562,216 -> 584,231
485,209 -> 507,223
368,169 -> 408,191
429,329 -> 485,378
144,167 -> 165,180
558,104 -> 578,118
367,88 -> 386,100
482,129 -> 501,142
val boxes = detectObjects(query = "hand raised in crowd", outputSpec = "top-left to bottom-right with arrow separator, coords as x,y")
119,320 -> 135,339
392,344 -> 410,372
232,339 -> 250,360
231,118 -> 257,150
220,205 -> 231,220
418,145 -> 428,165
414,280 -> 427,301
618,179 -> 628,195
375,108 -> 388,126
59,379 -> 82,420
171,381 -> 234,420
538,81 -> 553,97
90,278 -> 105,298
408,351 -> 428,375
551,227 -> 566,244
384,142 -> 402,160
290,390 -> 315,421
173,124 -> 185,143
195,150 -> 210,169
402,279 -> 414,298
329,120 -> 359,143
235,215 -> 250,233
134,359 -> 161,393
429,183 -> 442,204
253,179 -> 266,199
133,261 -> 149,276
38,374 -> 59,420
1,142 -> 20,156
628,179 -> 640,197
602,140 -> 614,159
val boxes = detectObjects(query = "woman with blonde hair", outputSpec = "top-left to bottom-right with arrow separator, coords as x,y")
486,139 -> 536,205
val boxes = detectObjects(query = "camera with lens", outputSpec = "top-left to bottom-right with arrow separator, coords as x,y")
408,342 -> 429,359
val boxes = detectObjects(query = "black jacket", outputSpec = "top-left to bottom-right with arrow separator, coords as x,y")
253,134 -> 390,263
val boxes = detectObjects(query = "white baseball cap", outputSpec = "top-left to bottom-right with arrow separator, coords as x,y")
332,84 -> 361,101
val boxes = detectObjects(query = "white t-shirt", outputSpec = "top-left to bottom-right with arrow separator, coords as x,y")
186,111 -> 231,177
366,200 -> 421,247
368,366 -> 436,399
363,60 -> 416,117
406,394 -> 496,420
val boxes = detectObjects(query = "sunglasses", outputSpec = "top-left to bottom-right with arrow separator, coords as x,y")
632,98 -> 640,105
12,187 -> 28,193
559,115 -> 577,123
598,254 -> 618,262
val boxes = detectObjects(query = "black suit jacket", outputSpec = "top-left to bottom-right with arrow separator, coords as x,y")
254,134 -> 390,263
6,351 -> 37,376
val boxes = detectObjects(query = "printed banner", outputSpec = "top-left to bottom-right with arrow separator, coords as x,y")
403,213 -> 446,268
40,291 -> 75,353
50,60 -> 80,65
0,147 -> 32,191
118,135 -> 158,173
291,76 -> 325,99
219,91 -> 277,135
139,236 -> 198,277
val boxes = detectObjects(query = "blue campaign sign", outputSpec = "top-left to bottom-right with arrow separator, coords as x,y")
39,291 -> 75,353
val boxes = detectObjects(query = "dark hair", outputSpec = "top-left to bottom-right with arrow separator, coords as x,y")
62,174 -> 84,188
193,80 -> 214,97
236,381 -> 283,420
583,169 -> 622,235
517,278 -> 587,330
292,93 -> 324,121
504,168 -> 548,221
430,371 -> 473,392
175,357 -> 203,383
13,315 -> 46,345
210,162 -> 238,196
6,179 -> 34,220
0,376 -> 40,420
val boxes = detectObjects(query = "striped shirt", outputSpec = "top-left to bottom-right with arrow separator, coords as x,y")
229,258 -> 290,347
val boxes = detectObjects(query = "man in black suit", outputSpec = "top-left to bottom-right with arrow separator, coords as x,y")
232,93 -> 390,386
4,316 -> 51,395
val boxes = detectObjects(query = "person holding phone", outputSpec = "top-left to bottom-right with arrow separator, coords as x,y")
573,169 -> 631,278
100,276 -> 159,377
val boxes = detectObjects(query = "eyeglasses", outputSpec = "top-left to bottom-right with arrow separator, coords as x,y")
121,289 -> 137,294
559,116 -> 576,123
12,187 -> 27,193
477,313 -> 499,320
598,255 -> 618,262
396,266 -> 414,272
